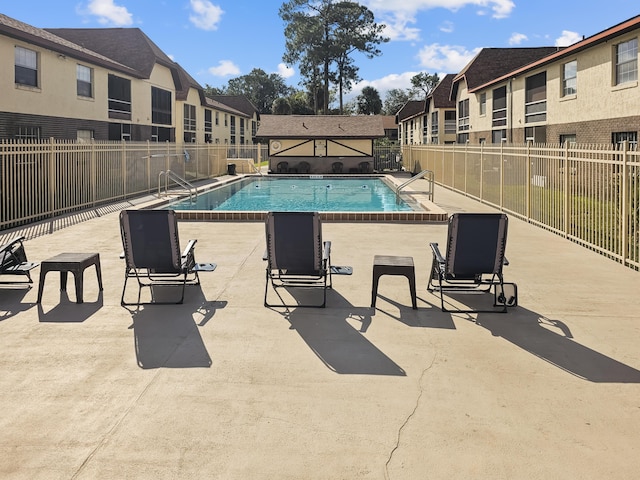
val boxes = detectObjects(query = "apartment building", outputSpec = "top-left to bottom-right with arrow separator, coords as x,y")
0,13 -> 259,144
396,74 -> 456,145
450,15 -> 639,146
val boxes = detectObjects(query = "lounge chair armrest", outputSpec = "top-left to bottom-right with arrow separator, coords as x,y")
182,239 -> 198,258
119,251 -> 125,259
429,242 -> 446,264
322,241 -> 331,260
262,249 -> 268,261
503,256 -> 510,266
0,236 -> 26,253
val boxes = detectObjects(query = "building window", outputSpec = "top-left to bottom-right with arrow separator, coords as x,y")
431,111 -> 438,135
525,126 -> 546,143
77,65 -> 93,97
458,99 -> 469,131
108,123 -> 131,141
612,131 -> 638,147
442,111 -> 455,134
15,126 -> 41,141
562,61 -> 577,97
183,104 -> 196,142
204,109 -> 212,143
215,111 -> 220,126
77,129 -> 93,142
525,72 -> 547,123
560,134 -> 576,145
492,86 -> 507,127
492,129 -> 506,144
252,120 -> 257,138
615,38 -> 638,85
152,87 -> 172,125
479,92 -> 486,116
457,133 -> 469,144
230,116 -> 236,136
224,114 -> 228,127
15,46 -> 38,87
108,75 -> 131,119
152,126 -> 171,142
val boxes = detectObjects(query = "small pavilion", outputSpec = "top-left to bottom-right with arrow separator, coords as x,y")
256,115 -> 385,174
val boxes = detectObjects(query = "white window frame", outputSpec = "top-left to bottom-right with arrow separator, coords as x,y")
15,46 -> 38,87
562,60 -> 577,97
615,38 -> 638,85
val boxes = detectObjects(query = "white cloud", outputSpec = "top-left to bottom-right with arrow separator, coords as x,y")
439,21 -> 454,33
84,0 -> 133,26
362,0 -> 515,39
189,0 -> 224,31
208,60 -> 240,77
556,30 -> 582,47
417,43 -> 480,72
277,63 -> 295,79
509,32 -> 528,45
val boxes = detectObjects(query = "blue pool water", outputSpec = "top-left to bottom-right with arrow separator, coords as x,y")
169,177 -> 413,212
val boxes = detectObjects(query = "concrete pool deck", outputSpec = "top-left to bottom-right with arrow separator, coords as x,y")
1,181 -> 640,479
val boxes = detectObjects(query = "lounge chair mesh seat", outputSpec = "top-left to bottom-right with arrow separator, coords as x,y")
0,236 -> 39,286
264,211 -> 333,308
428,212 -> 515,313
120,209 -> 215,305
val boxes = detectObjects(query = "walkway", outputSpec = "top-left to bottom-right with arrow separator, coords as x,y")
1,186 -> 639,479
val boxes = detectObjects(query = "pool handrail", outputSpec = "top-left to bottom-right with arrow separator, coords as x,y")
158,170 -> 197,203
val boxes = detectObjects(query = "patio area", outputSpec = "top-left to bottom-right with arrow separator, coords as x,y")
1,185 -> 639,479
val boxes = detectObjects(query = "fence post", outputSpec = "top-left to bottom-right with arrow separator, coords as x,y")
91,139 -> 97,208
621,140 -> 629,267
146,140 -> 151,193
121,140 -> 127,199
563,142 -> 569,238
499,141 -> 504,209
480,141 -> 484,200
526,141 -> 531,220
48,137 -> 56,219
464,141 -> 468,194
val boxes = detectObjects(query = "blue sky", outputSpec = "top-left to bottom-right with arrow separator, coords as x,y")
3,0 -> 639,102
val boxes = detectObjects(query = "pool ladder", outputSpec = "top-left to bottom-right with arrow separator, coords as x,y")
396,169 -> 435,201
158,170 -> 197,203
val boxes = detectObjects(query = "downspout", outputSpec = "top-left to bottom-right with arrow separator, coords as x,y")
508,78 -> 513,143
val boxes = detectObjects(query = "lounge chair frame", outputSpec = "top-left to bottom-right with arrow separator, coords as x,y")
427,213 -> 514,313
0,236 -> 39,286
119,209 -> 215,306
264,212 -> 333,308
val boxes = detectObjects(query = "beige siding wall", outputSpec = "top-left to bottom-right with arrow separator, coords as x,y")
327,139 -> 372,156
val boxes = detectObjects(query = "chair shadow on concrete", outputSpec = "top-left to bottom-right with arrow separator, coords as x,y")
432,291 -> 640,383
374,293 -> 456,330
127,285 -> 224,369
37,290 -> 103,323
272,289 -> 406,376
0,288 -> 36,322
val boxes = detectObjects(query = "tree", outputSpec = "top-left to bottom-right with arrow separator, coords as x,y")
410,72 -> 440,99
280,0 -> 387,114
383,88 -> 412,115
356,86 -> 382,115
330,2 -> 387,113
272,97 -> 293,114
223,68 -> 293,113
287,90 -> 315,114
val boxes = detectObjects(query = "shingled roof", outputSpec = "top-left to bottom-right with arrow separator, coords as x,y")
452,47 -> 561,95
209,95 -> 259,118
46,27 -> 177,80
431,74 -> 456,109
256,115 -> 384,139
396,100 -> 426,122
0,13 -> 138,77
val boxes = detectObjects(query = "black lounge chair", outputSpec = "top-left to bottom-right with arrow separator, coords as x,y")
264,211 -> 351,308
119,209 -> 216,306
298,161 -> 310,174
359,161 -> 372,173
332,162 -> 343,174
427,213 -> 516,313
0,236 -> 39,287
277,161 -> 289,173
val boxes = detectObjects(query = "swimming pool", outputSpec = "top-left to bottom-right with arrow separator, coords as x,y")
170,177 -> 412,212
166,175 -> 447,223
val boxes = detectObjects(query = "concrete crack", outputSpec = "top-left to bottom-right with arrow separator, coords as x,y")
384,352 -> 437,480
